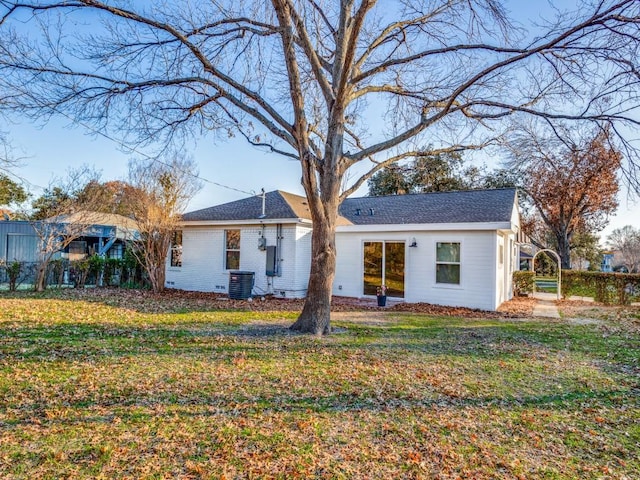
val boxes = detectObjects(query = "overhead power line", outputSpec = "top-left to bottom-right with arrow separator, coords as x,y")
32,106 -> 256,197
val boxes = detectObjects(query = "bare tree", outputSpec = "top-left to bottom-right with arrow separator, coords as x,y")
127,153 -> 202,293
1,1 -> 639,333
607,225 -> 640,273
30,168 -> 102,291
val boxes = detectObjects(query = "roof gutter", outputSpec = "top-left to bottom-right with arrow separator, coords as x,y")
179,218 -> 312,227
336,222 -> 515,233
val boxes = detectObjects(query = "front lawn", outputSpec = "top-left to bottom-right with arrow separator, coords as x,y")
0,291 -> 638,479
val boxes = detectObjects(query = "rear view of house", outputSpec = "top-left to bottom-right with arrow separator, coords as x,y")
334,189 -> 520,311
167,188 -> 521,311
165,191 -> 314,299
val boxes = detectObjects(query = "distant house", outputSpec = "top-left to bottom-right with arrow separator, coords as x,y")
166,188 -> 521,311
601,252 -> 614,272
46,211 -> 139,261
0,212 -> 139,264
519,250 -> 534,271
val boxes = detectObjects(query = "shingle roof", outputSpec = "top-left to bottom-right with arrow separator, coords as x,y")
339,189 -> 517,225
182,190 -> 312,221
182,188 -> 517,225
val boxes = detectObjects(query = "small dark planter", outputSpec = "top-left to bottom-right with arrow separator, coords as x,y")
377,295 -> 387,307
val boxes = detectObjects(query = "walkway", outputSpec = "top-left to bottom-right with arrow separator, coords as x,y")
532,292 -> 561,318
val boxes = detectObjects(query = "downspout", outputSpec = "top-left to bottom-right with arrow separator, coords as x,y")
276,223 -> 283,277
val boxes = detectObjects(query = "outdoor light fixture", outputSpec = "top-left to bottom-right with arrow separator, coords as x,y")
409,238 -> 418,248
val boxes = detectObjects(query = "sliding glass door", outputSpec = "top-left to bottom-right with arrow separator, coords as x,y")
385,242 -> 405,297
363,241 -> 405,298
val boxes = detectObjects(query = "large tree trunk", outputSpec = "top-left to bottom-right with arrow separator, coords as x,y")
150,236 -> 168,292
150,263 -> 166,293
290,217 -> 337,335
290,158 -> 341,335
556,230 -> 572,270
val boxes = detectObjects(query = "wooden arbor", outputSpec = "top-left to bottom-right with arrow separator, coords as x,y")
532,249 -> 562,300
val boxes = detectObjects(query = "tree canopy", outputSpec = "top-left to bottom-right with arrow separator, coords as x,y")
0,132 -> 27,216
75,180 -> 139,218
30,186 -> 71,220
1,1 -> 639,333
0,172 -> 27,208
368,151 -> 519,196
513,126 -> 621,269
369,152 -> 473,196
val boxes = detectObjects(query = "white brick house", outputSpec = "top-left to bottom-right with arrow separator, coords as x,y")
165,188 -> 521,310
165,191 -> 314,299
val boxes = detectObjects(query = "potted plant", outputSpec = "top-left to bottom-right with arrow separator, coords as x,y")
376,285 -> 387,306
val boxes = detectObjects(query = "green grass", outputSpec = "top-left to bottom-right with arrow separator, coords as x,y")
1,291 -> 639,479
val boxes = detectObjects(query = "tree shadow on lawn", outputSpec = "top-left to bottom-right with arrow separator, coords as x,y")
0,319 -> 561,362
3,320 -> 638,453
3,323 -> 638,416
2,318 -> 638,370
3,382 -> 637,430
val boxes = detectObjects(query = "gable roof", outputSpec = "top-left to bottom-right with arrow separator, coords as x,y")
182,190 -> 313,222
339,188 -> 518,225
182,188 -> 518,225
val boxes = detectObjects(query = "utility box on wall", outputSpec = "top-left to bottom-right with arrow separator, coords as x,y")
266,245 -> 278,277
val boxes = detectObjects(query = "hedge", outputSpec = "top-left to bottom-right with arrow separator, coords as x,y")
561,270 -> 640,305
512,270 -> 640,305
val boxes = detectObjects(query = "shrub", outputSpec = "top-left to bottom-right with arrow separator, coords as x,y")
103,258 -> 122,286
88,254 -> 105,284
71,255 -> 104,288
120,246 -> 150,289
5,261 -> 23,292
513,271 -> 534,296
49,258 -> 68,288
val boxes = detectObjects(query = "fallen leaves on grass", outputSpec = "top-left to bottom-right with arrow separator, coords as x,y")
2,287 -> 538,319
558,300 -> 640,333
1,292 -> 639,479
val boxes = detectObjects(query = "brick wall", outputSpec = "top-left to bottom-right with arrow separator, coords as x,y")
165,222 -> 311,298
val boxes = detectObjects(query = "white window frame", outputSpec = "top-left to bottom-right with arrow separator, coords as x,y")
170,230 -> 183,268
224,229 -> 241,270
435,241 -> 461,285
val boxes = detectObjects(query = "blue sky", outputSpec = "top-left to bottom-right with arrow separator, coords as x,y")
2,0 -> 638,241
5,113 -> 305,207
5,109 -> 638,241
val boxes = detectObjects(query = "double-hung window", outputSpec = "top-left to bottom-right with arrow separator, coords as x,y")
170,230 -> 183,267
225,230 -> 240,270
436,242 -> 461,284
